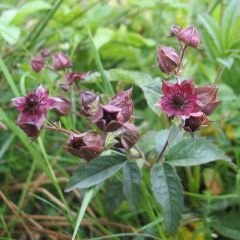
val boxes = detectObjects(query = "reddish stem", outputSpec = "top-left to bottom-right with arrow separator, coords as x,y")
43,125 -> 72,135
175,43 -> 187,79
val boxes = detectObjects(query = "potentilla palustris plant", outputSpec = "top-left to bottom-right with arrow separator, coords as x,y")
11,25 -> 230,237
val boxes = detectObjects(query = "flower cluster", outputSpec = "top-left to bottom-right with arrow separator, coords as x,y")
156,25 -> 219,134
30,50 -> 88,91
12,51 -> 138,161
64,88 -> 138,161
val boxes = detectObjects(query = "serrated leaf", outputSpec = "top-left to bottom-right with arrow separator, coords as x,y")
66,155 -> 127,192
166,138 -> 231,166
151,162 -> 183,234
123,161 -> 142,209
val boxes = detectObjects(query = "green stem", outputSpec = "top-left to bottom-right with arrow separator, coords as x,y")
184,191 -> 238,200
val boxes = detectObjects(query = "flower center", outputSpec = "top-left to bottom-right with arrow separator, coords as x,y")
71,139 -> 85,149
171,95 -> 187,110
103,111 -> 118,124
25,93 -> 40,113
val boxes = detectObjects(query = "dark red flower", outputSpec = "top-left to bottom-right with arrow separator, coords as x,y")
64,131 -> 105,161
157,46 -> 180,74
92,89 -> 133,132
30,56 -> 45,73
178,25 -> 200,48
156,80 -> 201,119
12,85 -> 62,138
196,86 -> 220,115
53,96 -> 71,116
80,90 -> 100,117
115,122 -> 139,150
182,113 -> 210,133
52,52 -> 72,71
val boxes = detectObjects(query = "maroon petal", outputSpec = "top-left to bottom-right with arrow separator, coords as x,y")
18,122 -> 40,139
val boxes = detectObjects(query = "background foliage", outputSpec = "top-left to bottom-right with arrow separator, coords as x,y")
0,0 -> 240,239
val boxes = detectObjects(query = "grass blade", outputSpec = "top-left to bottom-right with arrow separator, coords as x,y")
87,26 -> 114,96
72,188 -> 94,240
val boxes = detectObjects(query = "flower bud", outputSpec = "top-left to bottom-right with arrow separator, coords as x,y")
53,96 -> 71,116
41,49 -> 50,58
52,52 -> 72,71
115,122 -> 139,150
64,131 -> 105,161
178,26 -> 200,48
30,56 -> 45,73
182,113 -> 210,133
195,86 -> 220,115
80,90 -> 100,117
157,46 -> 180,74
169,24 -> 181,37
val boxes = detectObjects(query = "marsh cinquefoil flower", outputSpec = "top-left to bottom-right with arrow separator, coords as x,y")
156,80 -> 201,119
92,89 -> 133,132
64,131 -> 104,161
12,85 -> 61,138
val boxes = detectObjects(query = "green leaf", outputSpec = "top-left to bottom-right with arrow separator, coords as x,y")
13,1 -> 52,22
66,155 -> 127,192
123,161 -> 142,209
135,76 -> 162,115
93,27 -> 114,50
212,211 -> 240,240
105,178 -> 125,214
199,14 -> 221,52
151,162 -> 183,234
0,24 -> 20,45
222,0 -> 239,49
155,130 -> 169,154
166,138 -> 231,166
